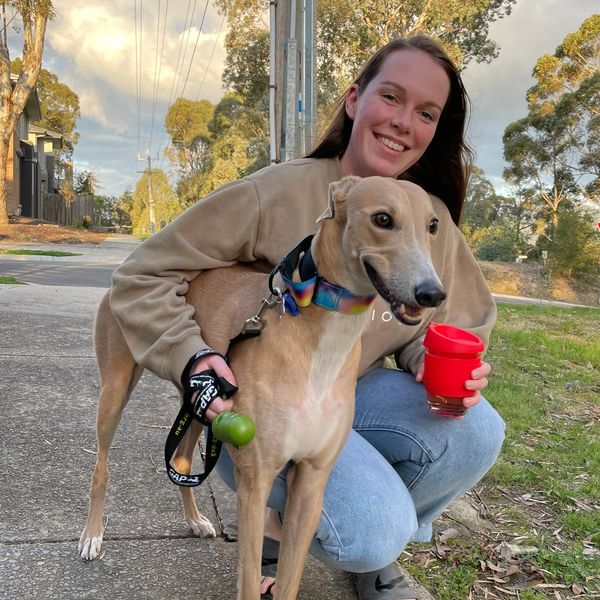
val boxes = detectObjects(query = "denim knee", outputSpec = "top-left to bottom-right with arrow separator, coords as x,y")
309,481 -> 418,573
453,397 -> 506,476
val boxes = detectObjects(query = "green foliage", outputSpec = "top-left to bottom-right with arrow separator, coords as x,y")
167,92 -> 269,207
503,16 -> 600,277
11,59 -> 80,167
93,193 -> 132,229
214,0 -> 516,111
214,0 -> 268,108
540,206 -> 600,278
462,167 -> 501,230
73,170 -> 97,195
0,276 -> 25,284
318,0 -> 516,104
164,98 -> 214,176
462,168 -> 534,259
0,249 -> 78,256
504,15 -> 600,210
470,224 -> 520,261
131,170 -> 181,236
222,26 -> 269,109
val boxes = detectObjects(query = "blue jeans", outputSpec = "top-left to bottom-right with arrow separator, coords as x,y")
216,368 -> 505,573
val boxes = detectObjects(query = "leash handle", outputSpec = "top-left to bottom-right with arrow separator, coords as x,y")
164,369 -> 237,487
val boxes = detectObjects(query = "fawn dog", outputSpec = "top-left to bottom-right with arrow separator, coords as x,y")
79,176 -> 446,599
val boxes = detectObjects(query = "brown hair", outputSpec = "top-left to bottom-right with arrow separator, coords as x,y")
307,35 -> 474,225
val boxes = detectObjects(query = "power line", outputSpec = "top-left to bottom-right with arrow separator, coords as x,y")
153,0 -> 195,171
134,0 -> 141,156
177,0 -> 211,103
194,11 -> 226,102
157,0 -> 212,171
170,0 -> 199,108
149,0 -> 169,155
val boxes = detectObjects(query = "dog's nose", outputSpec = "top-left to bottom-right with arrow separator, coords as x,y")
414,282 -> 447,307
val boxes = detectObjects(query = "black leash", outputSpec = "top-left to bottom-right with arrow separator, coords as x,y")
164,367 -> 238,487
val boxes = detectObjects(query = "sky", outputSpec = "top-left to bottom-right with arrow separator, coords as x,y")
8,0 -> 600,197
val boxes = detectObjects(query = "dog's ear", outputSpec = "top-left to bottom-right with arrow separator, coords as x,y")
316,176 -> 362,223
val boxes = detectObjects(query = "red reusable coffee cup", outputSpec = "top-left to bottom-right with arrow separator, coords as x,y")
423,323 -> 484,418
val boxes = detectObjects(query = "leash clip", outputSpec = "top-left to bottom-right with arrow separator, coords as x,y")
241,288 -> 283,335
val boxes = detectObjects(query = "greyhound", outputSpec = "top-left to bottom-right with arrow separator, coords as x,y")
78,175 -> 446,599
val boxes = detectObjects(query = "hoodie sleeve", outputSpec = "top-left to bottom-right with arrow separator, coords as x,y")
109,177 -> 260,384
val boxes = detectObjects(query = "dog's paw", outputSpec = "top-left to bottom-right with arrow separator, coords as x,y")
186,513 -> 217,538
78,532 -> 104,560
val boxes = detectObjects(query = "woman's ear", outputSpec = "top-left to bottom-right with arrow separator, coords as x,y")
345,84 -> 360,120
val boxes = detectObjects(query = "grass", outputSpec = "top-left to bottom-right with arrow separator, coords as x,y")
0,248 -> 80,257
405,303 -> 600,599
0,275 -> 25,284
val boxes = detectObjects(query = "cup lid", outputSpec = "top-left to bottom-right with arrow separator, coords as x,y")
424,323 -> 484,354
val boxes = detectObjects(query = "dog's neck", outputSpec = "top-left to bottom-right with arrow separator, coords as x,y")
312,223 -> 373,297
276,232 -> 375,315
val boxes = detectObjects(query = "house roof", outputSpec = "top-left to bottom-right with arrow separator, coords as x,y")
29,123 -> 64,150
10,73 -> 42,121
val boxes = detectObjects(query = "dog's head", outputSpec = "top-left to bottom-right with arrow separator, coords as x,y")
315,176 -> 446,325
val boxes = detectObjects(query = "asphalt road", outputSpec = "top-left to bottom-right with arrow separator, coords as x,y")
0,258 -> 115,287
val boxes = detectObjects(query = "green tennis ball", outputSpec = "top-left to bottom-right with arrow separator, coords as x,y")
212,412 -> 256,448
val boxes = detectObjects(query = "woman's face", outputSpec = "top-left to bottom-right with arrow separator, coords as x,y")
341,49 -> 451,179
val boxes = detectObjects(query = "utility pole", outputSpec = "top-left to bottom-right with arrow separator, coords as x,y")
302,0 -> 316,155
284,0 -> 299,162
137,152 -> 158,235
271,0 -> 317,163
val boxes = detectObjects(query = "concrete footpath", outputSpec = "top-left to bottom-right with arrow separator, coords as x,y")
0,238 -> 437,600
0,281 -> 364,599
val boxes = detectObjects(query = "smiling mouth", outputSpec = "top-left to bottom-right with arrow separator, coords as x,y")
376,134 -> 406,152
363,262 -> 423,326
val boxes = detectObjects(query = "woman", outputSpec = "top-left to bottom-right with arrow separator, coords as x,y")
111,35 -> 505,600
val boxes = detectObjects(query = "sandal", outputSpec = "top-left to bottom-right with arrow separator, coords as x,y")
261,536 -> 280,599
356,562 -> 420,600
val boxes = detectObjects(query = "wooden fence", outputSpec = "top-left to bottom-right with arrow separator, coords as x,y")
41,193 -> 94,227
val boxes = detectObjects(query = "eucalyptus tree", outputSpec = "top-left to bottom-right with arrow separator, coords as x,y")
503,15 -> 600,234
0,0 -> 54,224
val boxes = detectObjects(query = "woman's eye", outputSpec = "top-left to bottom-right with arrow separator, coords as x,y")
420,111 -> 434,122
429,218 -> 439,234
382,93 -> 396,102
372,213 -> 394,229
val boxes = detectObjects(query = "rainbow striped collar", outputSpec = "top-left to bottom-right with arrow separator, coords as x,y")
271,235 -> 375,316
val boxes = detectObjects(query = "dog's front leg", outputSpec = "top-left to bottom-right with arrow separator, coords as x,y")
236,465 -> 279,600
275,459 -> 333,599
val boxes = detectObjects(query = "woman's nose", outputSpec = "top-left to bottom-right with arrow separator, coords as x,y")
390,107 -> 411,133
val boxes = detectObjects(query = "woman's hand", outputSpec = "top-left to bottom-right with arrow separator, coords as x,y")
462,362 -> 491,407
190,353 -> 237,421
416,361 -> 491,408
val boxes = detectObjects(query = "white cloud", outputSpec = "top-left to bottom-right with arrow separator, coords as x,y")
46,1 -> 226,117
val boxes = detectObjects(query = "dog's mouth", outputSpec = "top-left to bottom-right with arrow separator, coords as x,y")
363,262 -> 423,326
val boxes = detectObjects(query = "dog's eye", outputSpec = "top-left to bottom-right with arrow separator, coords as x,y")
372,212 -> 394,229
429,218 -> 439,234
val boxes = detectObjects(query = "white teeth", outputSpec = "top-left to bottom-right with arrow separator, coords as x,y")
378,136 -> 405,152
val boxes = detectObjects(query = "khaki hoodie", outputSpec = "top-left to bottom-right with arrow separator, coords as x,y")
110,157 -> 496,385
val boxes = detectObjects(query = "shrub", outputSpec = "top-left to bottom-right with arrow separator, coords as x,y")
470,226 -> 520,262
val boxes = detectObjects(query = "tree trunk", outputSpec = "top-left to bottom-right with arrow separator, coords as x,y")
0,135 -> 9,224
0,7 -> 50,225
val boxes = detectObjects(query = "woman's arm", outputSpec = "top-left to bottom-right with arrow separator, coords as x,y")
110,178 -> 260,385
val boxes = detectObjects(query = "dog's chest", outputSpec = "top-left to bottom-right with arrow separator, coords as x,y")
285,312 -> 365,460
